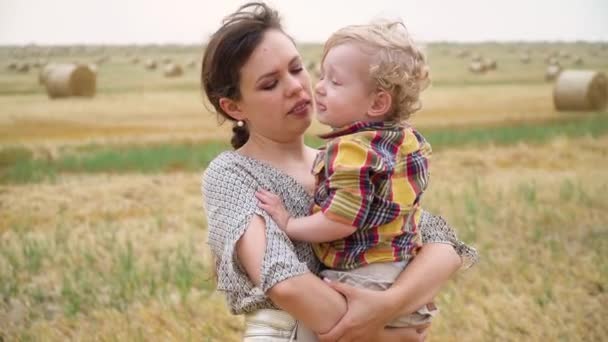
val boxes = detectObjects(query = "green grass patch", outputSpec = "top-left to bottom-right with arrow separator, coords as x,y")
1,114 -> 607,184
420,113 -> 608,149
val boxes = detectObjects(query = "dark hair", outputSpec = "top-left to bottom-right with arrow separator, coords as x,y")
201,2 -> 283,149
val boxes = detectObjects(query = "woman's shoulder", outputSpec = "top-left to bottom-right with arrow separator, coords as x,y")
203,151 -> 256,192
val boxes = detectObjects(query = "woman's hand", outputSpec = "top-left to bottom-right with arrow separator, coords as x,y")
255,189 -> 291,231
317,280 -> 431,342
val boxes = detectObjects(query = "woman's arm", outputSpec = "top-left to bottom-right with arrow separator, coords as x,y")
236,214 -> 347,334
237,216 -> 459,340
318,242 -> 461,341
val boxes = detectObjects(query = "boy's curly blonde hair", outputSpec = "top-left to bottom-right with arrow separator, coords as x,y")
323,20 -> 430,121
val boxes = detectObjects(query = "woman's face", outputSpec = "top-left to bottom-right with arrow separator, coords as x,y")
234,29 -> 313,143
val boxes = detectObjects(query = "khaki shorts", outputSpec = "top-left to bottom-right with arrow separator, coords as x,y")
321,261 -> 439,327
243,309 -> 317,341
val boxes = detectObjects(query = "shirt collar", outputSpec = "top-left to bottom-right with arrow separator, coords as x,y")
318,120 -> 405,140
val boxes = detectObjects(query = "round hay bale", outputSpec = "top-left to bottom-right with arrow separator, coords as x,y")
545,65 -> 562,81
455,49 -> 469,58
96,56 -> 109,64
553,70 -> 607,111
88,63 -> 98,75
39,63 -> 58,85
17,63 -> 30,73
43,64 -> 96,99
483,59 -> 497,70
163,63 -> 183,77
306,61 -> 317,72
144,59 -> 157,70
6,62 -> 17,70
468,61 -> 486,74
471,53 -> 482,62
573,56 -> 584,66
520,53 -> 531,64
546,57 -> 560,66
131,56 -> 140,64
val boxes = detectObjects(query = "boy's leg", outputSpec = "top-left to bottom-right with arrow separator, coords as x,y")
320,261 -> 438,327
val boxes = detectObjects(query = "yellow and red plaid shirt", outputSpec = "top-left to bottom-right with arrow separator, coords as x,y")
311,120 -> 431,270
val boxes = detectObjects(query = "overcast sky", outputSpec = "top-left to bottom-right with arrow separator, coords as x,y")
1,0 -> 607,45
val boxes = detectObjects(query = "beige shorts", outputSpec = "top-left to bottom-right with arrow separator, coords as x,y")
320,261 -> 439,327
243,309 -> 317,341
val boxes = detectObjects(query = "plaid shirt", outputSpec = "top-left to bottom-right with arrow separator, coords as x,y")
311,120 -> 431,270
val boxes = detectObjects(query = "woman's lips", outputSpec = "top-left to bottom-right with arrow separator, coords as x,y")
288,99 -> 311,116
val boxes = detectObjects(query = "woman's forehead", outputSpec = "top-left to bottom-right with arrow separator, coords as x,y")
243,30 -> 300,74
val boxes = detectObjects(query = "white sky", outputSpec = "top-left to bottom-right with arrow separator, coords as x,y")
0,0 -> 607,45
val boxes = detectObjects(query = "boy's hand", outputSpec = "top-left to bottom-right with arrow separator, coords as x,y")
255,189 -> 291,232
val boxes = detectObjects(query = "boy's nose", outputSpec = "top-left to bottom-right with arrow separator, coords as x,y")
314,81 -> 325,95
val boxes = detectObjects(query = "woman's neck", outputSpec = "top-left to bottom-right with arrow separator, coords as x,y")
238,133 -> 308,166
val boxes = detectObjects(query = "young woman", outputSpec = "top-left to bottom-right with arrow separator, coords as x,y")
201,2 -> 476,341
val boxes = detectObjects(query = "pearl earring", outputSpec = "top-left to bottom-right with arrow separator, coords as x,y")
236,120 -> 244,127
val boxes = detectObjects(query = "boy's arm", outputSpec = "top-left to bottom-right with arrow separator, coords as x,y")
256,189 -> 355,242
285,211 -> 355,242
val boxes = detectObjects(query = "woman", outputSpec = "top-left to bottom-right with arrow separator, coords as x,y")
201,2 -> 476,341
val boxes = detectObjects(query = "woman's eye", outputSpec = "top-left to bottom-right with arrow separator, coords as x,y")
291,66 -> 303,74
261,81 -> 278,90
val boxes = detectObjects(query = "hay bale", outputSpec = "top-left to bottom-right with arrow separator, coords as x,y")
144,59 -> 157,70
88,63 -> 98,74
573,56 -> 584,66
6,62 -> 17,70
17,63 -> 30,73
42,64 -> 96,99
520,53 -> 531,64
96,56 -> 109,64
545,65 -> 562,81
186,59 -> 197,68
163,63 -> 183,77
483,59 -> 497,71
471,53 -> 482,62
546,57 -> 560,66
455,49 -> 470,58
306,61 -> 317,73
161,57 -> 172,64
39,63 -> 57,85
553,70 -> 607,111
131,56 -> 140,64
469,61 -> 486,74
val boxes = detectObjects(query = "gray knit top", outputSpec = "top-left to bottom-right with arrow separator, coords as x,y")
202,151 -> 478,315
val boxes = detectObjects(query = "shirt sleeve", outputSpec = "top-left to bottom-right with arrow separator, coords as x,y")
419,210 -> 479,270
202,160 -> 310,297
317,138 -> 383,229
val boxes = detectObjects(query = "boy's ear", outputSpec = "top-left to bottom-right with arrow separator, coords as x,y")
219,97 -> 245,120
367,90 -> 392,118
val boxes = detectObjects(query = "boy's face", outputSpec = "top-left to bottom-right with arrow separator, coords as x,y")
314,43 -> 376,129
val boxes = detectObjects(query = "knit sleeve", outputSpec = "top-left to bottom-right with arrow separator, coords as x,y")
419,210 -> 479,270
202,158 -> 310,302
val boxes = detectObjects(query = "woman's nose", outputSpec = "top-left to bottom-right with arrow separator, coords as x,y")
285,74 -> 304,96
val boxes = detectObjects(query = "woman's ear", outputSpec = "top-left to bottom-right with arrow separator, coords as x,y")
367,90 -> 392,118
219,97 -> 244,121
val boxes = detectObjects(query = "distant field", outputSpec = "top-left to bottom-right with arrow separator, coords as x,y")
1,42 -> 607,341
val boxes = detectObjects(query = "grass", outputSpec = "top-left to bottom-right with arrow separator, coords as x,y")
0,136 -> 606,340
1,114 -> 607,184
1,42 -> 607,341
